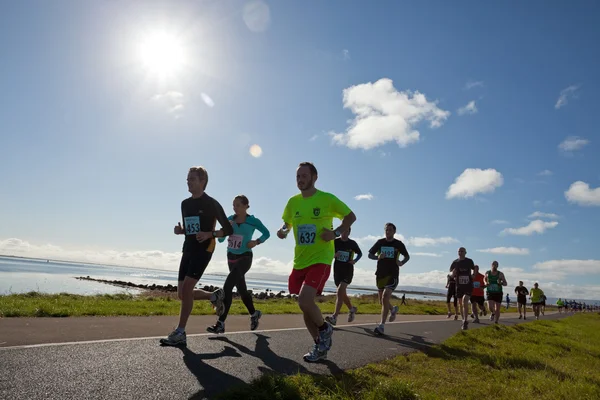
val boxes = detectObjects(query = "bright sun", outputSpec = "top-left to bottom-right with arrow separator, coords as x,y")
139,31 -> 186,77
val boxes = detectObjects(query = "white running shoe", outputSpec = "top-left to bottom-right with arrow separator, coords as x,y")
389,305 -> 399,322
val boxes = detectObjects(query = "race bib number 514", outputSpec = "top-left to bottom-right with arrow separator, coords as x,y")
227,234 -> 243,250
297,224 -> 316,246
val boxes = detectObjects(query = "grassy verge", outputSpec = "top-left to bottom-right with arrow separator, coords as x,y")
0,291 -> 521,317
217,314 -> 600,400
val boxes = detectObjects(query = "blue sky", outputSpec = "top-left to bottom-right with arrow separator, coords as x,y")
1,1 -> 599,299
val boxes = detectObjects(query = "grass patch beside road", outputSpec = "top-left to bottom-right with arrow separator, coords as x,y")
0,292 -> 478,317
218,314 -> 600,400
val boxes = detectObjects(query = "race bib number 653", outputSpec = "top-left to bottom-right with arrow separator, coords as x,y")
297,224 -> 316,246
184,216 -> 201,235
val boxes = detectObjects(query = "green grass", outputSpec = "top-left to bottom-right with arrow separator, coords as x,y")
216,314 -> 600,400
0,291 -> 523,317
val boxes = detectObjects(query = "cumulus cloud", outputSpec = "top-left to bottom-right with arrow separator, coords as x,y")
446,168 -> 504,199
528,211 -> 559,219
354,193 -> 374,201
565,181 -> 600,206
533,259 -> 600,275
407,237 -> 459,247
555,85 -> 580,109
537,170 -> 553,177
501,220 -> 558,236
457,101 -> 478,116
477,247 -> 530,255
412,252 -> 443,257
329,78 -> 450,150
559,136 -> 590,152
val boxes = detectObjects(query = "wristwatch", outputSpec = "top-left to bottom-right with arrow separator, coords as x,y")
334,229 -> 341,237
256,238 -> 261,245
212,231 -> 217,238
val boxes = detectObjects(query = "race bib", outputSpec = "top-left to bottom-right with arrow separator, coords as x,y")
297,224 -> 317,246
380,246 -> 395,259
184,216 -> 201,235
227,234 -> 243,250
488,284 -> 499,292
337,251 -> 350,262
473,281 -> 481,288
458,275 -> 470,285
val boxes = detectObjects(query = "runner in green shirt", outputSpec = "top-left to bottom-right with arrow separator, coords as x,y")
529,282 -> 545,320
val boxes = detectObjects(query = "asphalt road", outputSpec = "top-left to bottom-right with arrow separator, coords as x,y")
0,312 -> 563,400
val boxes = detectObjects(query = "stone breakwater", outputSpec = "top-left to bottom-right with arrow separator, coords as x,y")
75,276 -> 295,300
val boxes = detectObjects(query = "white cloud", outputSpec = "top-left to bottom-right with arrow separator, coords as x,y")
528,211 -> 559,219
354,193 -> 374,201
477,247 -> 530,255
465,80 -> 484,90
329,78 -> 450,150
446,168 -> 504,199
559,136 -> 590,152
309,134 -> 319,142
407,236 -> 459,247
555,85 -> 580,109
457,101 -> 478,116
342,49 -> 350,60
412,252 -> 443,257
152,91 -> 185,118
565,181 -> 600,206
501,220 -> 558,236
533,259 -> 600,275
537,170 -> 553,177
491,220 -> 509,225
243,1 -> 271,32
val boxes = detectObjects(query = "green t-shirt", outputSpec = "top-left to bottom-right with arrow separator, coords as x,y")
530,288 -> 544,303
282,190 -> 352,269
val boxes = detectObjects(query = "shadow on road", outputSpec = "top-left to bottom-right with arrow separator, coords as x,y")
337,326 -> 434,352
174,345 -> 246,400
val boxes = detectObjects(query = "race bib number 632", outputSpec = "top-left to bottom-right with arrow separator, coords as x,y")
297,224 -> 316,246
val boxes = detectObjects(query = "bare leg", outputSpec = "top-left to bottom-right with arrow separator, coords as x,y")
298,285 -> 323,341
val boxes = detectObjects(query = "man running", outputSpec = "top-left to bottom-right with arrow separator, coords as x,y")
401,293 -> 407,305
207,195 -> 270,334
445,273 -> 458,320
160,166 -> 233,346
450,247 -> 475,330
368,223 -> 410,336
556,298 -> 564,313
484,261 -> 507,324
470,264 -> 486,323
277,162 -> 356,362
541,294 -> 547,315
529,282 -> 544,320
325,227 -> 362,326
514,281 -> 529,319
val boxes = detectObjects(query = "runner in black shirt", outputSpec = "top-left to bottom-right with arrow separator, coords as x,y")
368,223 -> 409,336
325,227 -> 362,326
514,281 -> 529,320
450,247 -> 475,330
446,274 -> 458,320
160,166 -> 233,347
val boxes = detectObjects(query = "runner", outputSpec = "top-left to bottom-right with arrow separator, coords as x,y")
514,281 -> 529,319
505,294 -> 510,310
368,223 -> 410,336
445,273 -> 458,320
556,298 -> 564,313
206,195 -> 270,334
401,293 -> 407,306
470,264 -> 486,323
484,261 -> 507,324
325,227 -> 362,326
541,294 -> 547,315
449,247 -> 475,330
529,282 -> 545,320
160,166 -> 233,347
277,162 -> 356,362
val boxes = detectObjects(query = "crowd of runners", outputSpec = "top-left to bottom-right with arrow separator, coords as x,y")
159,162 -> 595,363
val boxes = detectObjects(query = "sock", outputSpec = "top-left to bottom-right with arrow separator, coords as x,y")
175,327 -> 185,334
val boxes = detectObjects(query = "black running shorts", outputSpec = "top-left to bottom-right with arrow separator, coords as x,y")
178,251 -> 212,281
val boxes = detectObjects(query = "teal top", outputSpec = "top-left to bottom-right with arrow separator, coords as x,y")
218,214 -> 270,254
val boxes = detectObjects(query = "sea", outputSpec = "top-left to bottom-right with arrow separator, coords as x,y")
0,256 -> 444,301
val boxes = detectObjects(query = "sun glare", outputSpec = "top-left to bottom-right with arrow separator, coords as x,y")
139,31 -> 186,77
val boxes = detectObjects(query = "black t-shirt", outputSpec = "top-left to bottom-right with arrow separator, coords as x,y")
334,238 -> 362,268
450,258 -> 475,286
369,238 -> 409,277
181,193 -> 232,253
447,274 -> 456,290
514,286 -> 529,297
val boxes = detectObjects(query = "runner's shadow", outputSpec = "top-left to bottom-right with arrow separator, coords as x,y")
336,327 -> 433,352
175,345 -> 246,400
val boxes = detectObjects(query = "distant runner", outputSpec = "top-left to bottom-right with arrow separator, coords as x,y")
445,273 -> 458,320
277,162 -> 356,362
484,260 -> 507,324
505,294 -> 510,310
160,166 -> 233,347
541,294 -> 547,316
325,227 -> 362,326
206,195 -> 270,334
514,281 -> 529,320
449,247 -> 475,330
529,282 -> 545,320
556,298 -> 564,313
401,293 -> 407,306
470,264 -> 486,323
368,223 -> 410,336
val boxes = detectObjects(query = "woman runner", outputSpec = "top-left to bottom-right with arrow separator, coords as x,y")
484,260 -> 507,324
207,195 -> 270,334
